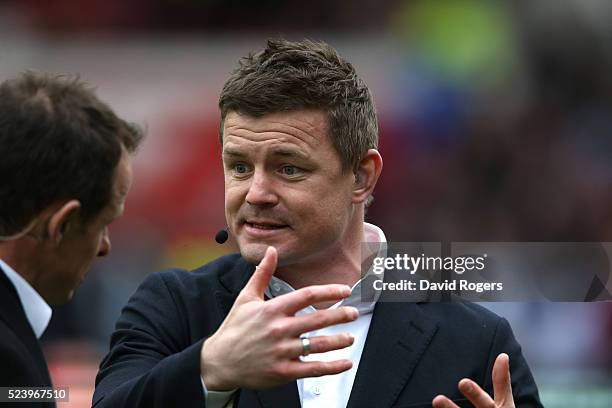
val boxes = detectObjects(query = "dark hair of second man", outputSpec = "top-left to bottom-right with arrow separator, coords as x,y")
0,72 -> 143,237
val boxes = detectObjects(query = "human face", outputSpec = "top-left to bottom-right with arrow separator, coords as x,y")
46,151 -> 133,304
223,110 -> 357,266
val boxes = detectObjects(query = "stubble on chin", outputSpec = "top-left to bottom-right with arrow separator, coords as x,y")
239,241 -> 269,264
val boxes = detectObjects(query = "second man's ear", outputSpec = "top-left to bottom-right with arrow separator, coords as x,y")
352,149 -> 383,204
47,200 -> 82,244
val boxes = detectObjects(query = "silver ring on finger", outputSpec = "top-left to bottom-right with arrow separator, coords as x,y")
300,336 -> 311,356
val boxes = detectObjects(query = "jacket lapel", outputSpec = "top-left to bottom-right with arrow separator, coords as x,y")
0,267 -> 54,389
346,301 -> 438,408
216,256 -> 254,316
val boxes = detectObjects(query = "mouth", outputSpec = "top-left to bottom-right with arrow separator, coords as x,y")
245,220 -> 288,229
243,220 -> 289,237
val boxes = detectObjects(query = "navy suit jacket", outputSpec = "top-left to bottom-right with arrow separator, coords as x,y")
0,267 -> 55,408
94,254 -> 542,408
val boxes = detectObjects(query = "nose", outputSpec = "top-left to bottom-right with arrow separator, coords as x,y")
97,227 -> 111,257
245,171 -> 278,207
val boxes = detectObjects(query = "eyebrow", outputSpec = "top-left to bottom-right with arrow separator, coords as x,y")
269,147 -> 310,161
222,147 -> 310,161
222,148 -> 246,158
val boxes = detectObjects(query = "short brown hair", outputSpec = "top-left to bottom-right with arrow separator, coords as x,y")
0,71 -> 143,236
219,39 -> 379,171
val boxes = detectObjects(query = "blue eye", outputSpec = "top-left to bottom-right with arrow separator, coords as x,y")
281,165 -> 299,176
235,163 -> 248,174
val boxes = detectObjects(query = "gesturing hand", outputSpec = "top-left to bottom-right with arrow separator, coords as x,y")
433,353 -> 515,408
200,246 -> 359,391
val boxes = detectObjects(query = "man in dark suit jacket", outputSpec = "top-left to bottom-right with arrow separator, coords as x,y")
94,39 -> 542,408
0,72 -> 142,406
94,254 -> 541,408
0,266 -> 54,407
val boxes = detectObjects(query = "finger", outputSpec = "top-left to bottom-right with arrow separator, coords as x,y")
432,395 -> 461,408
242,246 -> 277,298
286,307 -> 359,336
492,353 -> 514,405
458,378 -> 496,408
285,333 -> 354,358
287,359 -> 353,379
270,284 -> 351,315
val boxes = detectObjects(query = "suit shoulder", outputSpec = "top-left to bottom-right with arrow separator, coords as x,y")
150,253 -> 244,284
191,252 -> 245,276
139,253 -> 247,301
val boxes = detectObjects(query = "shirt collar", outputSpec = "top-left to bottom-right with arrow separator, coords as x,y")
0,259 -> 52,338
265,222 -> 387,315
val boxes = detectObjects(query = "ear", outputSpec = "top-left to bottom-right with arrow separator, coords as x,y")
352,149 -> 383,204
47,200 -> 82,245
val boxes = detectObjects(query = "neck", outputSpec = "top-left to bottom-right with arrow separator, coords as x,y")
0,240 -> 44,291
275,216 -> 365,291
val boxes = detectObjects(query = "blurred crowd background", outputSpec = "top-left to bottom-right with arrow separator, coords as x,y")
1,0 -> 611,406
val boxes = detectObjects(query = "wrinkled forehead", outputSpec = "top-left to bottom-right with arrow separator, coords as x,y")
222,110 -> 330,152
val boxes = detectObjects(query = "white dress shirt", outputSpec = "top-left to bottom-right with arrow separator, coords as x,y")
0,258 -> 52,339
203,222 -> 387,408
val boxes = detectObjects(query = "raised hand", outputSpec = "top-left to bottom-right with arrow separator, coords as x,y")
432,353 -> 515,408
200,246 -> 359,391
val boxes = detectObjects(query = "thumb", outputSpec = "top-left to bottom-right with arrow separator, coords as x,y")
242,246 -> 277,299
492,353 -> 514,405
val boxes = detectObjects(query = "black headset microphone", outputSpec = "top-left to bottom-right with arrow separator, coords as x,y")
215,229 -> 229,244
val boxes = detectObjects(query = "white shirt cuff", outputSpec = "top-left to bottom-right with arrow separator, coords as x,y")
201,375 -> 236,408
